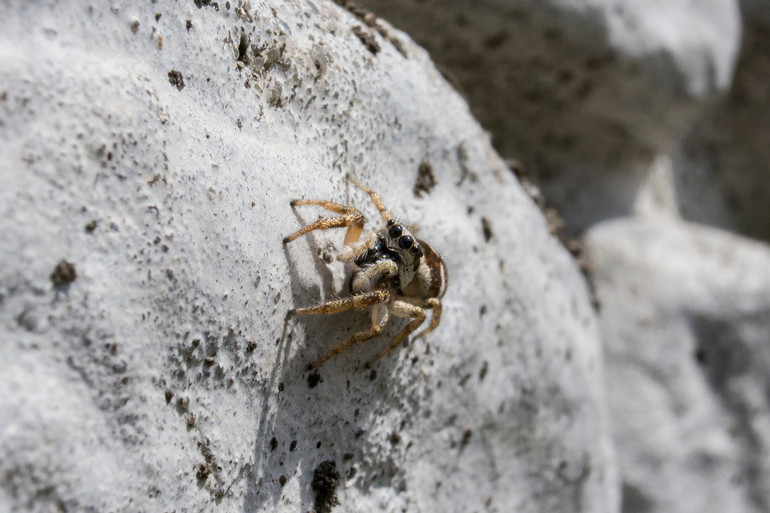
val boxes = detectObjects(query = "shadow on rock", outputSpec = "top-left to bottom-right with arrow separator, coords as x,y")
242,230 -> 434,512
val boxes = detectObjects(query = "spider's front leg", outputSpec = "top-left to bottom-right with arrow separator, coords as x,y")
289,290 -> 390,369
290,290 -> 392,369
346,174 -> 394,223
289,289 -> 389,316
283,199 -> 365,247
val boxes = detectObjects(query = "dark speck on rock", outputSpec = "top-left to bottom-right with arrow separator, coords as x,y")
168,70 -> 185,90
352,25 -> 380,54
481,217 -> 494,242
196,462 -> 212,481
308,370 -> 321,388
312,460 -> 341,513
479,361 -> 488,381
460,429 -> 473,448
51,260 -> 77,286
414,161 -> 437,197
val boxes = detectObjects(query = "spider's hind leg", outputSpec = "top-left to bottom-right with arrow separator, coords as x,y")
412,298 -> 442,341
366,300 -> 426,367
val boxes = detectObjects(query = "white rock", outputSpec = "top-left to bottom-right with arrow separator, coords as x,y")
0,1 -> 616,512
585,219 -> 770,513
598,0 -> 740,98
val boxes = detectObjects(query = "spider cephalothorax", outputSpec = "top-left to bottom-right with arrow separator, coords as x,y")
350,220 -> 422,294
283,175 -> 447,369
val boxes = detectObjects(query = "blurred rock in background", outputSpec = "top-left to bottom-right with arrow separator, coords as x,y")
355,0 -> 744,234
673,1 -> 770,241
585,220 -> 770,513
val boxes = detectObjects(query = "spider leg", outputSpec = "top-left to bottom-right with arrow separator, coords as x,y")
309,302 -> 390,369
284,199 -> 365,246
290,289 -> 389,316
412,298 -> 442,341
366,300 -> 426,367
346,174 -> 393,223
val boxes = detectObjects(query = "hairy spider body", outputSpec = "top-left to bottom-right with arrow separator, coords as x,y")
283,175 -> 447,369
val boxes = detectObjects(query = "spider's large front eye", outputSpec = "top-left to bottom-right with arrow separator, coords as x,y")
388,224 -> 403,238
398,235 -> 414,250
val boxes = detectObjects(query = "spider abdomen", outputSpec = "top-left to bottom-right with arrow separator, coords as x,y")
401,240 -> 447,300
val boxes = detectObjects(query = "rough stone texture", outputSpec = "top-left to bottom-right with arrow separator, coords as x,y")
355,0 -> 742,233
584,219 -> 770,513
0,1 -> 616,512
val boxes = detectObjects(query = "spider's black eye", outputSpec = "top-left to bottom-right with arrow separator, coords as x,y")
398,235 -> 413,250
388,224 -> 403,238
387,219 -> 395,226
411,246 -> 420,255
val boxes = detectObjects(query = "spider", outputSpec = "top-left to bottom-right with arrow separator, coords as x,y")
283,174 -> 448,369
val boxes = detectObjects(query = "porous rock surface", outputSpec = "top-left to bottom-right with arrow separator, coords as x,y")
0,1 -> 616,512
585,219 -> 770,513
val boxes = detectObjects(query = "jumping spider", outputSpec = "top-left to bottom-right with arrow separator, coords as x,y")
283,175 -> 448,369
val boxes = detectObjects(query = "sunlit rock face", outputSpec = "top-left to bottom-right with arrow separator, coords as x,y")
0,2 -> 616,513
